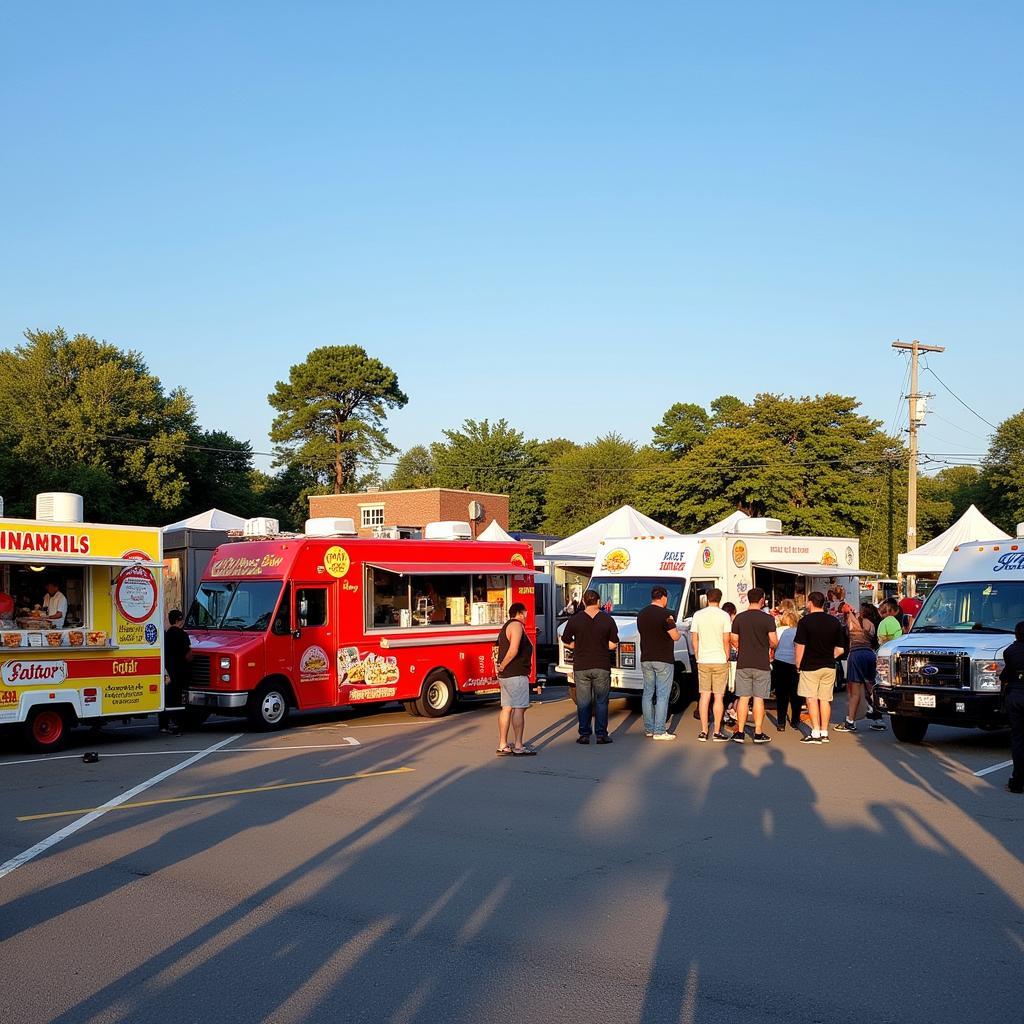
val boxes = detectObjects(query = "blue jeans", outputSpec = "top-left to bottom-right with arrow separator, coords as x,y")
641,661 -> 674,734
574,668 -> 611,738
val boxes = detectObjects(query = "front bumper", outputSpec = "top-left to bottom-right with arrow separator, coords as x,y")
187,689 -> 249,710
873,685 -> 1006,728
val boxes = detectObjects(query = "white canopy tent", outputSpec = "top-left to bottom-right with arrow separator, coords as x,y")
701,509 -> 750,534
897,505 -> 1010,575
477,519 -> 516,542
542,505 -> 679,559
162,508 -> 248,532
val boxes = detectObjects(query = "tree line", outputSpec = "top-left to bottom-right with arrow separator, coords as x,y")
1,327 -> 1021,573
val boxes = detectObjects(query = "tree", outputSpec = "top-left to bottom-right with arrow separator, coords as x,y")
177,429 -> 257,519
652,402 -> 710,456
0,328 -> 197,522
431,419 -> 544,530
981,411 -> 1024,530
268,346 -> 408,494
250,463 -> 322,532
543,434 -> 664,535
386,445 -> 437,490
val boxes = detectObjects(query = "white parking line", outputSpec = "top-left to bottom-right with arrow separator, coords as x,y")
974,759 -> 1014,778
0,733 -> 243,881
0,739 -> 361,768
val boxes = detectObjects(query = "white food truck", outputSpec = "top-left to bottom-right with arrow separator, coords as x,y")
873,533 -> 1024,743
556,518 -> 869,708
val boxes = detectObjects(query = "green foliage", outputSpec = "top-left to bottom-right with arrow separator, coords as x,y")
250,464 -> 322,532
268,345 -> 407,494
652,402 -> 710,456
387,445 -> 437,490
980,411 -> 1024,530
431,419 -> 544,530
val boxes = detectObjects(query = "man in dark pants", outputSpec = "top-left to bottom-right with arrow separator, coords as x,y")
999,621 -> 1024,794
562,589 -> 619,745
161,609 -> 192,734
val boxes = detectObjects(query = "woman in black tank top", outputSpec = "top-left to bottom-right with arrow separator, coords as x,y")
495,603 -> 536,756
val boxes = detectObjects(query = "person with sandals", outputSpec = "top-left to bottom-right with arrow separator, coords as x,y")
495,603 -> 537,757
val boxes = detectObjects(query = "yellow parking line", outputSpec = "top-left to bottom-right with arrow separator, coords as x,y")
17,766 -> 416,822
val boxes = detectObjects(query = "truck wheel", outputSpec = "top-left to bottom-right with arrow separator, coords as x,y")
403,701 -> 421,717
891,715 -> 928,744
24,707 -> 72,753
415,671 -> 455,718
248,682 -> 290,730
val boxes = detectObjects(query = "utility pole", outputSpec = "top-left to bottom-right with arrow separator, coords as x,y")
892,338 -> 945,595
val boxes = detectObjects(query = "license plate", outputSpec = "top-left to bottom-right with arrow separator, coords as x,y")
914,693 -> 937,709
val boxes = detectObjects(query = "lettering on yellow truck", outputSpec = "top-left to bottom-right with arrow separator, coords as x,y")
113,659 -> 139,674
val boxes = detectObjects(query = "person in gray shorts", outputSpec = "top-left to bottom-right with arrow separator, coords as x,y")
495,603 -> 537,756
729,588 -> 778,744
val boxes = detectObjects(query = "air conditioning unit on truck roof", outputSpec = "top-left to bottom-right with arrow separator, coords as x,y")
243,517 -> 280,537
424,521 -> 473,541
734,517 -> 783,535
305,517 -> 358,538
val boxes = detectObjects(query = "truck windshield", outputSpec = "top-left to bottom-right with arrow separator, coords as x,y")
912,581 -> 1024,634
588,577 -> 684,617
186,581 -> 284,632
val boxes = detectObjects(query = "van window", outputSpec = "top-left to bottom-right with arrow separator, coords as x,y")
297,588 -> 328,628
685,580 -> 717,620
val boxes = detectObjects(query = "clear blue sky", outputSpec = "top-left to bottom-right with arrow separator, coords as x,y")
2,2 -> 1020,475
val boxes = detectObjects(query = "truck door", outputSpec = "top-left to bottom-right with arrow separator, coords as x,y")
292,583 -> 336,708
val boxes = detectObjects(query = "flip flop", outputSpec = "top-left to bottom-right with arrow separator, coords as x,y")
512,747 -> 538,756
496,746 -> 513,756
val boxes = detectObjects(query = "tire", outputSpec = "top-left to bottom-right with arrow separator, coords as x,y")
247,682 -> 291,730
415,670 -> 455,718
24,707 -> 72,753
668,665 -> 694,712
891,715 -> 929,744
403,701 -> 421,717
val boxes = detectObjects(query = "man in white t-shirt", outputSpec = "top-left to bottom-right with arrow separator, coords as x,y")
690,588 -> 733,741
43,582 -> 68,629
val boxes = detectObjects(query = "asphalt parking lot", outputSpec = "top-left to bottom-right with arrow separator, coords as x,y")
1,689 -> 1022,1024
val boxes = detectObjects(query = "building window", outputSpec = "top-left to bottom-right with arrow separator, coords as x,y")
360,505 -> 385,528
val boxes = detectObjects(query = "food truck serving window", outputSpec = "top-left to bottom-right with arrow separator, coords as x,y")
1,561 -> 88,645
187,580 -> 283,631
367,567 -> 508,628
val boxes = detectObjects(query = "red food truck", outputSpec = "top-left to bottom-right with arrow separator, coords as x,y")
183,531 -> 536,728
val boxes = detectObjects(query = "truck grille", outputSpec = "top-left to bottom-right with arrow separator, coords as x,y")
895,652 -> 969,689
189,654 -> 211,685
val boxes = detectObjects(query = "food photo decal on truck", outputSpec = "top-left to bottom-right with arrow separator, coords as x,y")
601,547 -> 631,573
339,648 -> 400,697
299,645 -> 331,681
820,548 -> 839,567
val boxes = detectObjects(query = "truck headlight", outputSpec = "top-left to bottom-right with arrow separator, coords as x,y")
876,657 -> 891,685
619,642 -> 636,669
972,660 -> 1003,691
219,657 -> 231,670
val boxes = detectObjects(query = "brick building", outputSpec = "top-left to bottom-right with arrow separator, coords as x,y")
308,488 -> 510,539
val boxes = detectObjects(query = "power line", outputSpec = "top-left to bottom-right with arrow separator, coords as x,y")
922,359 -> 998,431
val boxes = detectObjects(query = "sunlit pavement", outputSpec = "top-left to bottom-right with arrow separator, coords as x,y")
1,689 -> 1021,1024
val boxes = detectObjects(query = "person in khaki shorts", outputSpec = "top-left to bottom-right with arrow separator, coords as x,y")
794,590 -> 846,744
690,588 -> 733,741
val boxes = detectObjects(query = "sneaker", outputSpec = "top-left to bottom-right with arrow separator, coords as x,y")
800,733 -> 821,744
752,732 -> 772,744
712,731 -> 730,742
653,732 -> 676,741
869,721 -> 887,731
833,720 -> 857,733
731,732 -> 745,744
697,731 -> 708,742
644,731 -> 654,738
819,732 -> 830,743
865,709 -> 883,721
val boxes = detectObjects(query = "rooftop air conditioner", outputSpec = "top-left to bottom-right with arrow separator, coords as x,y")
36,492 -> 84,523
243,517 -> 279,537
1018,523 -> 1024,539
305,517 -> 358,538
424,520 -> 473,541
735,517 -> 783,536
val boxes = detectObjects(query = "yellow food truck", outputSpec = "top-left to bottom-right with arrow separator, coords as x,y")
0,494 -> 164,751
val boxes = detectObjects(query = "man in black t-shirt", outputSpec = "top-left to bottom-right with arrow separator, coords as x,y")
161,609 -> 192,734
562,589 -> 619,744
729,588 -> 778,743
794,591 -> 845,744
637,586 -> 681,740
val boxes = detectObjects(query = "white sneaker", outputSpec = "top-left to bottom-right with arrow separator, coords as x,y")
652,732 -> 676,741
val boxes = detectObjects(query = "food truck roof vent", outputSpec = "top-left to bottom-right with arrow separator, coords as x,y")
305,517 -> 358,538
243,516 -> 280,537
36,492 -> 84,523
734,517 -> 783,536
424,521 -> 473,541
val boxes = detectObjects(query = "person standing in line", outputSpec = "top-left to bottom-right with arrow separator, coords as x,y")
772,608 -> 801,731
794,591 -> 845,744
691,588 -> 733,742
834,602 -> 881,734
161,609 -> 192,735
722,601 -> 739,727
999,621 -> 1024,794
876,600 -> 904,645
495,603 -> 537,756
562,589 -> 619,745
730,588 -> 778,744
637,586 -> 681,741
